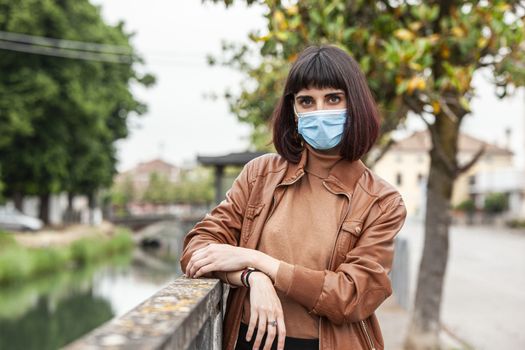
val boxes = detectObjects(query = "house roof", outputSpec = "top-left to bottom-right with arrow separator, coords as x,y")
121,158 -> 178,176
391,130 -> 514,156
197,151 -> 268,167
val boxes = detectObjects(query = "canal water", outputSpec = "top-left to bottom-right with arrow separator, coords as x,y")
0,223 -> 188,350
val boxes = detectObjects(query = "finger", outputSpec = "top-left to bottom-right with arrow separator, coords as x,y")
188,258 -> 199,277
263,314 -> 277,350
185,259 -> 193,277
253,312 -> 266,350
276,316 -> 286,350
246,310 -> 258,342
187,254 -> 200,277
190,249 -> 208,263
189,257 -> 207,277
194,261 -> 216,278
193,257 -> 214,277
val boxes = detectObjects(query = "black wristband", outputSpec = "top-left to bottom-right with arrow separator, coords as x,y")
242,267 -> 256,288
245,269 -> 256,288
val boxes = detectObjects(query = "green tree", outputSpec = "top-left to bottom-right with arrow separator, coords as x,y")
207,1 -> 525,348
110,175 -> 135,217
172,166 -> 214,205
142,172 -> 171,205
484,192 -> 508,214
0,0 -> 154,223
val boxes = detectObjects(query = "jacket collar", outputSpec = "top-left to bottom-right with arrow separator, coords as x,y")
280,146 -> 367,195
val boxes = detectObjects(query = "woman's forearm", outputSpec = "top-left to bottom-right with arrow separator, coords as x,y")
217,270 -> 269,288
223,270 -> 244,288
249,250 -> 281,283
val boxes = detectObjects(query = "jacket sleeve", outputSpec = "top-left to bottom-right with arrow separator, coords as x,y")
273,194 -> 407,325
179,159 -> 254,278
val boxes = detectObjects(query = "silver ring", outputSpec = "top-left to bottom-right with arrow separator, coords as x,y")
268,320 -> 277,327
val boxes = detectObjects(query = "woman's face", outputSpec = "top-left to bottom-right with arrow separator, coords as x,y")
293,87 -> 347,121
292,87 -> 348,154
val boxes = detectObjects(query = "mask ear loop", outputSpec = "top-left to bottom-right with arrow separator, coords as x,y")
292,102 -> 300,119
291,101 -> 303,145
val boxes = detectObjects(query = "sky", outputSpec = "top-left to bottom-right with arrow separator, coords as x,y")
92,0 -> 525,172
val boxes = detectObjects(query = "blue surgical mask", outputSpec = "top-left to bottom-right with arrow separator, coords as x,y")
294,106 -> 348,150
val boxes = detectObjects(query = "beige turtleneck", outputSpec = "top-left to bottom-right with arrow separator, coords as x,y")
241,144 -> 347,339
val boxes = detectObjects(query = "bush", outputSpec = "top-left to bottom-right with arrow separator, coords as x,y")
0,247 -> 32,283
30,248 -> 72,275
506,219 -> 525,229
0,231 -> 16,250
455,199 -> 476,213
484,193 -> 508,214
0,228 -> 134,285
70,229 -> 134,265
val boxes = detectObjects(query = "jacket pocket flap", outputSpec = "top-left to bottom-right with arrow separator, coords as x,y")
245,203 -> 264,220
342,220 -> 364,237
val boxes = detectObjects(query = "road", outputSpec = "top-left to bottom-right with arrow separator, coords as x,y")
398,219 -> 525,349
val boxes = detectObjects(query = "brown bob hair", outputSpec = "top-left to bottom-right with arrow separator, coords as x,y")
272,45 -> 380,163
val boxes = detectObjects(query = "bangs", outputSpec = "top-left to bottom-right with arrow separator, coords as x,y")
286,51 -> 347,95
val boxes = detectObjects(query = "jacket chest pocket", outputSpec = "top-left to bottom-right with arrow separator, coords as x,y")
336,220 -> 364,262
241,203 -> 265,244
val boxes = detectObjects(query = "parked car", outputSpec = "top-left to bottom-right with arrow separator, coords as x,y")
0,206 -> 43,232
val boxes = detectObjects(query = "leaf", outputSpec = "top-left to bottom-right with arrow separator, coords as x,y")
432,100 -> 441,113
451,26 -> 466,37
286,5 -> 298,15
459,97 -> 471,112
407,76 -> 426,94
394,28 -> 415,41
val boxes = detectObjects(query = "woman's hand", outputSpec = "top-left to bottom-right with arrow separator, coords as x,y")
246,272 -> 286,350
186,243 -> 253,278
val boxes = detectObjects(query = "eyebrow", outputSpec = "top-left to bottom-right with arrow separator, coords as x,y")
295,91 -> 345,98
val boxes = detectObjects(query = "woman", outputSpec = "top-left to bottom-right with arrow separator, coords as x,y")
180,45 -> 407,350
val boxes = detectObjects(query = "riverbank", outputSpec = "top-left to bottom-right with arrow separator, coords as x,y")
0,224 -> 134,285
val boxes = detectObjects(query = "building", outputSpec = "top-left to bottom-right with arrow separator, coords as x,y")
114,159 -> 181,194
470,169 -> 525,219
373,130 -> 514,218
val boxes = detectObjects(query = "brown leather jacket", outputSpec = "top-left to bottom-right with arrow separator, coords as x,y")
180,147 -> 407,350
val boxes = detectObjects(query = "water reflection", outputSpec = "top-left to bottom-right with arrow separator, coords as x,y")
0,250 -> 183,350
0,288 -> 113,350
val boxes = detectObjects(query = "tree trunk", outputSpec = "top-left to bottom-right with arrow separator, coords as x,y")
405,113 -> 460,350
39,193 -> 50,225
88,192 -> 95,226
64,192 -> 74,224
13,191 -> 23,211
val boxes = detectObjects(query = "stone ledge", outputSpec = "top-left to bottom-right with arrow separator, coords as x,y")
63,277 -> 223,350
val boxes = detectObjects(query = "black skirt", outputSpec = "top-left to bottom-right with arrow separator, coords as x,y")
234,321 -> 319,350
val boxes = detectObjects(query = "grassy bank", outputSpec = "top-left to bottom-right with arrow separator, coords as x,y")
0,228 -> 134,286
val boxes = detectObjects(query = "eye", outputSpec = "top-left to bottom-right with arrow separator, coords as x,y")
327,94 -> 342,104
298,97 -> 313,106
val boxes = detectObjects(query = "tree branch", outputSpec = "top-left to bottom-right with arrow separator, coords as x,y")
403,94 -> 426,115
438,96 -> 459,123
418,112 -> 433,128
368,137 -> 396,168
457,145 -> 486,175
